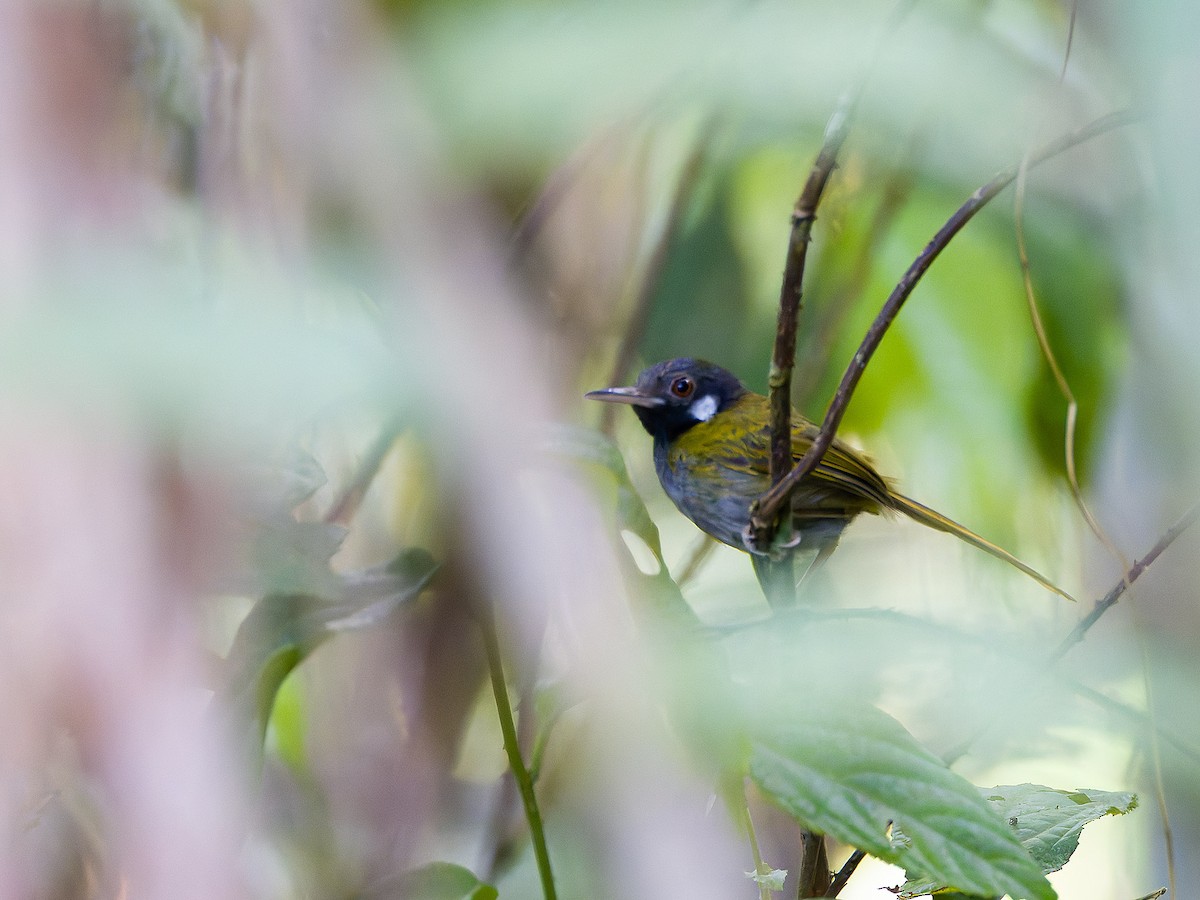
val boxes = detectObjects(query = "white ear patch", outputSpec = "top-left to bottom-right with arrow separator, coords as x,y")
689,394 -> 719,422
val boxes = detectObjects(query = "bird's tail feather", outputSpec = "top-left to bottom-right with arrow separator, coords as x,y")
888,492 -> 1075,602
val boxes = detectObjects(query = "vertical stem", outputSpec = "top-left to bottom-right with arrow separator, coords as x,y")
796,830 -> 830,898
740,802 -> 774,900
478,600 -> 557,900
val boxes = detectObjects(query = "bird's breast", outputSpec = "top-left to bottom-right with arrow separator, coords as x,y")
653,421 -> 768,549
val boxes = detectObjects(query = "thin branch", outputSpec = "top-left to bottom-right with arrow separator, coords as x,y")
793,138 -> 922,404
796,828 -> 830,897
323,420 -> 401,525
1048,501 -> 1200,663
1014,152 -> 1127,573
748,108 -> 1141,545
674,535 -> 717,588
762,0 -> 916,557
511,132 -> 620,264
1016,120 -> 1177,888
601,135 -> 709,436
768,90 -> 857,492
1059,0 -> 1079,83
825,849 -> 866,896
478,600 -> 557,900
941,501 -> 1200,765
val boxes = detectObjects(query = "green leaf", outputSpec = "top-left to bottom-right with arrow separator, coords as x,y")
221,548 -> 440,752
895,784 -> 1138,896
369,861 -> 497,900
748,702 -> 1054,900
988,784 -> 1136,874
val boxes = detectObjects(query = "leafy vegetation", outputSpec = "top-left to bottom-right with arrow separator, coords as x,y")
4,2 -> 1197,899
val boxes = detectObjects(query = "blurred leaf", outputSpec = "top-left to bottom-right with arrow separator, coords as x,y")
639,185 -> 757,375
551,424 -> 747,774
748,702 -> 1054,900
542,423 -> 663,564
529,677 -> 575,783
221,548 -> 440,750
896,783 -> 1136,896
12,252 -> 408,442
252,520 -> 348,597
369,861 -> 497,900
272,448 -> 331,511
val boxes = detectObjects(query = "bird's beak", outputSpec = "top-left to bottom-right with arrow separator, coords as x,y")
584,386 -> 665,408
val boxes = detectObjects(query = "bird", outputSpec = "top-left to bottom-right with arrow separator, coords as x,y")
586,357 -> 1071,602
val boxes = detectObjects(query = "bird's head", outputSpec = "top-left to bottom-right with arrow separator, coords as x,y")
585,358 -> 748,441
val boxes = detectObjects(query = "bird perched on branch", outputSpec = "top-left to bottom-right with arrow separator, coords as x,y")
587,357 -> 1071,602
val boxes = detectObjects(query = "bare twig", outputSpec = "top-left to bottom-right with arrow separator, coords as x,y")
1060,0 -> 1079,83
511,134 -> 616,264
1048,501 -> 1200,663
825,848 -> 866,896
323,420 -> 402,525
1014,152 -> 1127,573
767,91 -> 857,493
796,828 -> 830,897
793,140 -> 921,404
942,501 -> 1200,765
748,108 -> 1141,546
674,535 -> 717,588
601,135 -> 709,436
760,0 -> 916,561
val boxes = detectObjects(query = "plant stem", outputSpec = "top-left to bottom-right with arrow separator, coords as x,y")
740,801 -> 774,900
825,848 -> 866,896
478,600 -> 557,900
749,108 -> 1141,542
797,830 -> 829,897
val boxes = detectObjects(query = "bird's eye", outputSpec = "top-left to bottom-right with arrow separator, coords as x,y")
669,376 -> 695,398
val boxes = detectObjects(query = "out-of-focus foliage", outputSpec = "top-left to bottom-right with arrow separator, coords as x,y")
2,0 -> 1199,898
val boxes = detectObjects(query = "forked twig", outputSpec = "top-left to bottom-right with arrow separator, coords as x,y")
748,108 -> 1141,547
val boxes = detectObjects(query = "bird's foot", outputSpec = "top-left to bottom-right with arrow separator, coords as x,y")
741,525 -> 802,559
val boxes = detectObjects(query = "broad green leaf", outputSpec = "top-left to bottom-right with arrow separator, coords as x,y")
221,548 -> 440,751
370,861 -> 498,900
983,783 -> 1136,874
896,783 -> 1137,896
748,702 -> 1054,900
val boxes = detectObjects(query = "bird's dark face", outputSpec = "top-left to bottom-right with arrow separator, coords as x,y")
585,358 -> 749,442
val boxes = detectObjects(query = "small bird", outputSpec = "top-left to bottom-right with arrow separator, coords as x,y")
586,357 -> 1070,601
